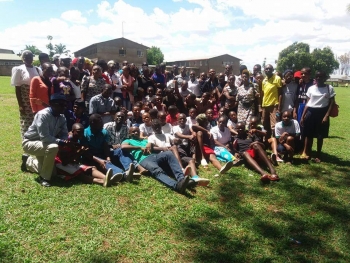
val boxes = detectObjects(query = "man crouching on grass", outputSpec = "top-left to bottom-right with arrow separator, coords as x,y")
121,126 -> 190,194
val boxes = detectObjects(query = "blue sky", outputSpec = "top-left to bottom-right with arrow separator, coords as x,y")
1,0 -> 349,70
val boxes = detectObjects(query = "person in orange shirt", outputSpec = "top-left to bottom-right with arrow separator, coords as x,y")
29,63 -> 54,114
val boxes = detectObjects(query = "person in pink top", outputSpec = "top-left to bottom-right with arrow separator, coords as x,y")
120,66 -> 135,110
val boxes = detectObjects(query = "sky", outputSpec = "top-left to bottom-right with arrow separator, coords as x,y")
1,0 -> 349,71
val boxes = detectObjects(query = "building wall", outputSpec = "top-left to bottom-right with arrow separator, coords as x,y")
74,38 -> 148,68
0,49 -> 14,54
208,55 -> 240,75
0,60 -> 22,76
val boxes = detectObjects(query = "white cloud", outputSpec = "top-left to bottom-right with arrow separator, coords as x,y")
61,10 -> 87,24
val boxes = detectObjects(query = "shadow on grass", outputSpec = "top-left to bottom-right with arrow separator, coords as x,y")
180,164 -> 350,262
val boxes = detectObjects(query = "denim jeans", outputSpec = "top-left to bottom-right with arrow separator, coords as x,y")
111,148 -> 138,170
140,151 -> 185,190
95,157 -> 124,176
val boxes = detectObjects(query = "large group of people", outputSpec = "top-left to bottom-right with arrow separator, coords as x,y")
11,50 -> 336,194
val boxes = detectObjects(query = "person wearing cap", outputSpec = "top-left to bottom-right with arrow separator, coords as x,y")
11,50 -> 42,139
59,54 -> 71,69
21,94 -> 69,187
66,99 -> 89,131
278,70 -> 298,119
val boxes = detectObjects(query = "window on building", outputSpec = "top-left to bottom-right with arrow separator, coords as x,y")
137,50 -> 144,57
119,49 -> 126,57
4,62 -> 9,65
199,61 -> 203,66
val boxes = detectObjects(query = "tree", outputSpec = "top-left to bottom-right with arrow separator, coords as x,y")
276,42 -> 339,77
146,46 -> 164,65
46,35 -> 54,58
54,43 -> 70,55
338,52 -> 350,75
23,45 -> 42,55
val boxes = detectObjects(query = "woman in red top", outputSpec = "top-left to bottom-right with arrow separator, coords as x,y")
29,63 -> 54,114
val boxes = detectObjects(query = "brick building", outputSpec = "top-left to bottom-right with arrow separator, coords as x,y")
166,54 -> 241,75
74,37 -> 149,67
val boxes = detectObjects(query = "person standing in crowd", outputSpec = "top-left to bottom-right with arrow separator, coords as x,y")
105,61 -> 122,100
38,53 -> 50,70
11,50 -> 41,138
278,70 -> 298,119
224,64 -> 233,81
21,94 -> 69,187
81,65 -> 107,109
29,63 -> 54,114
187,71 -> 201,97
300,70 -> 335,163
297,67 -> 314,123
237,69 -> 259,128
261,64 -> 282,139
89,84 -> 117,124
201,69 -> 218,94
77,56 -> 90,81
120,66 -> 135,110
235,65 -> 247,87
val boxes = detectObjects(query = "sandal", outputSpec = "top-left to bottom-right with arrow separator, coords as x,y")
268,174 -> 280,181
260,174 -> 270,182
300,154 -> 310,160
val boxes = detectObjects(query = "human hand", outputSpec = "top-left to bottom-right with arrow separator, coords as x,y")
112,144 -> 121,149
98,159 -> 107,170
322,115 -> 329,124
284,144 -> 294,154
293,111 -> 297,120
207,131 -> 212,139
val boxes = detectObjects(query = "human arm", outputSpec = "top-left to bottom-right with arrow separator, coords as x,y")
300,98 -> 310,127
191,124 -> 212,138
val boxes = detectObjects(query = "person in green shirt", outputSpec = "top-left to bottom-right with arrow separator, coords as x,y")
121,126 -> 190,194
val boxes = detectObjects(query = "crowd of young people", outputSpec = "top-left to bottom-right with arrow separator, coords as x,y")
11,50 -> 336,193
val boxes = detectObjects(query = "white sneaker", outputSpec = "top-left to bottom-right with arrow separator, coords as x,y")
125,163 -> 135,182
219,161 -> 234,174
103,168 -> 113,187
201,159 -> 208,167
191,175 -> 210,186
110,173 -> 123,184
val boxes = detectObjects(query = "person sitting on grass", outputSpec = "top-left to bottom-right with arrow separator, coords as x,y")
192,114 -> 234,174
173,114 -> 210,186
227,111 -> 238,135
233,121 -> 280,182
66,99 -> 89,132
166,105 -> 179,126
158,111 -> 173,135
127,105 -> 143,127
139,112 -> 153,139
248,116 -> 283,165
81,114 -> 135,183
275,110 -> 300,164
121,126 -> 190,194
186,107 -> 198,129
55,123 -> 119,187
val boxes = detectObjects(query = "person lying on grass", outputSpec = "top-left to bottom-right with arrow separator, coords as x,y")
55,123 -> 120,187
233,121 -> 280,182
274,110 -> 300,164
191,113 -> 234,174
121,126 -> 191,194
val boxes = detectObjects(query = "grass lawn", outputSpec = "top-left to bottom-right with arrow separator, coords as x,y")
0,76 -> 349,263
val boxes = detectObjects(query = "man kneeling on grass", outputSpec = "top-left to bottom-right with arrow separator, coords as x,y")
121,126 -> 190,194
55,123 -> 120,187
233,122 -> 280,182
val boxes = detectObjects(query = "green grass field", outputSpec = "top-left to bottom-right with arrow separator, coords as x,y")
0,76 -> 349,263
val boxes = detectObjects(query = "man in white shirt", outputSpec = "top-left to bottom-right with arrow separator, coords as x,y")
187,71 -> 201,97
275,111 -> 300,163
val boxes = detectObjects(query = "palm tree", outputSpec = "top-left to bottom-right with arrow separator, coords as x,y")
54,43 -> 70,55
23,45 -> 42,55
347,3 -> 350,12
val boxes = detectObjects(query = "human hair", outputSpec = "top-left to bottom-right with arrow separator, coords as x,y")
149,108 -> 158,119
72,123 -> 84,130
89,113 -> 102,123
196,113 -> 208,127
241,69 -> 250,77
57,67 -> 68,76
218,115 -> 228,123
168,105 -> 178,113
151,118 -> 162,128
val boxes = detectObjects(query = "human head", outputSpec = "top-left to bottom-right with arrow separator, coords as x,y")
70,66 -> 80,81
52,54 -> 60,67
59,54 -> 71,68
228,74 -> 235,86
239,65 -> 247,75
189,107 -> 197,119
132,105 -> 141,118
208,69 -> 216,79
107,61 -> 116,74
186,93 -> 196,104
178,113 -> 187,126
137,87 -> 144,97
21,50 -> 34,66
49,93 -> 68,115
142,112 -> 151,124
202,92 -> 210,102
181,80 -> 188,91
92,65 -> 102,78
217,115 -> 228,130
143,66 -> 150,77
168,105 -> 178,117
225,65 -> 233,76
114,96 -> 122,106
283,70 -> 294,84
180,66 -> 186,76
114,111 -> 125,125
41,63 -> 54,79
101,84 -> 113,98
315,70 -> 328,86
218,106 -> 226,117
249,116 -> 260,129
72,123 -> 84,140
200,72 -> 207,81
89,114 -> 103,134
122,61 -> 128,67
39,53 -> 50,66
57,66 -> 69,78
73,99 -> 85,116
264,64 -> 274,78
147,86 -> 154,96
149,108 -> 158,120
229,111 -> 237,122
236,121 -> 246,136
241,69 -> 250,85
253,64 -> 262,76
142,101 -> 152,112
164,88 -> 173,98
129,126 -> 140,139
205,108 -> 214,121
281,111 -> 292,126
97,60 -> 108,72
196,113 -> 208,128
157,111 -> 167,125
155,88 -> 162,96
122,66 -> 129,77
189,71 -> 196,81
155,95 -> 162,105
173,65 -> 179,75
77,56 -> 85,70
151,119 -> 162,134
255,72 -> 264,85
218,73 -> 226,84
301,67 -> 311,83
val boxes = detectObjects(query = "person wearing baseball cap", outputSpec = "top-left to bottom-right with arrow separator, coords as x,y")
21,93 -> 70,187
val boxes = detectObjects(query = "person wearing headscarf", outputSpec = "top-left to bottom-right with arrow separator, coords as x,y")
11,50 -> 42,138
